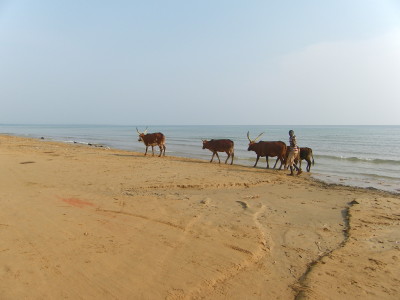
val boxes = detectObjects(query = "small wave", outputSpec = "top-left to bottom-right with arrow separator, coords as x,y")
317,154 -> 400,165
63,140 -> 89,145
360,173 -> 400,180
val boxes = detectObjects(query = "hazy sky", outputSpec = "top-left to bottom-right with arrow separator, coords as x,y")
1,1 -> 399,125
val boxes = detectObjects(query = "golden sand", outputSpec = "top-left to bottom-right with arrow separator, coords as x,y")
0,135 -> 399,299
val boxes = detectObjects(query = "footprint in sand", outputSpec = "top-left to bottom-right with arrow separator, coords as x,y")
236,200 -> 249,209
200,197 -> 212,206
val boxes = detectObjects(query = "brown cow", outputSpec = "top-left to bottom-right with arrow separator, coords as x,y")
202,139 -> 234,165
136,127 -> 166,157
247,132 -> 287,169
297,147 -> 315,172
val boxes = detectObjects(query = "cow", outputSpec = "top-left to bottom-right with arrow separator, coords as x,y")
297,147 -> 315,172
284,147 -> 315,172
136,127 -> 166,157
247,131 -> 287,169
202,139 -> 234,165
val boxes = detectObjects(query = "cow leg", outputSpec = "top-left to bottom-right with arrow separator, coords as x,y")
210,152 -> 215,163
145,146 -> 148,156
163,145 -> 166,156
224,152 -> 230,164
281,155 -> 287,170
230,152 -> 234,165
306,159 -> 311,172
298,153 -> 303,172
278,156 -> 284,170
160,145 -> 166,157
253,155 -> 260,167
266,156 -> 270,168
151,146 -> 154,156
215,152 -> 221,164
158,145 -> 163,157
273,157 -> 279,169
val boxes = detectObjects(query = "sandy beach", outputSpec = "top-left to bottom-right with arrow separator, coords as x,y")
0,134 -> 399,299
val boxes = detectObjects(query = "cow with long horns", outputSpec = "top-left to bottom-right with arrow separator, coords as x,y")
136,127 -> 166,157
247,131 -> 287,169
202,139 -> 234,165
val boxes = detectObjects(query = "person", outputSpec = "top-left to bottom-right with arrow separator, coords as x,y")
286,130 -> 302,176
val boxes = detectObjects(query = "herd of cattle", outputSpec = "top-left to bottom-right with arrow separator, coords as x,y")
136,128 -> 315,172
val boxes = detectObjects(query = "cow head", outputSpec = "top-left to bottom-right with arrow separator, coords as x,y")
136,127 -> 148,142
247,131 -> 264,151
202,139 -> 208,149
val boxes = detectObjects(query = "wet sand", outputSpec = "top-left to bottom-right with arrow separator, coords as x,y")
0,134 -> 399,299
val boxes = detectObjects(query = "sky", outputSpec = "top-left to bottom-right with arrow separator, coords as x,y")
1,0 -> 399,125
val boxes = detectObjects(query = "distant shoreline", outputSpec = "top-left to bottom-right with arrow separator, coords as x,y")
1,132 -> 398,196
1,124 -> 399,194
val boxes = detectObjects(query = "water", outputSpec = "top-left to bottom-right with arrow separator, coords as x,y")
1,124 -> 399,193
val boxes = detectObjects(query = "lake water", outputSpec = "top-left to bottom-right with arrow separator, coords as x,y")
1,124 -> 399,194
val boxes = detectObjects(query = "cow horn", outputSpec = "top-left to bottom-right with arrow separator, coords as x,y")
247,131 -> 252,143
254,132 -> 264,142
144,126 -> 148,134
136,127 -> 141,134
